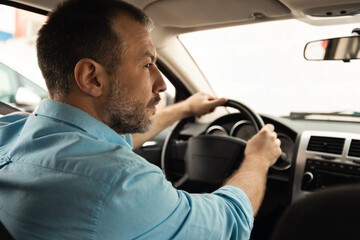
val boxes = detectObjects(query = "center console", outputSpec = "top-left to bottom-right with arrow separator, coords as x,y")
292,130 -> 360,202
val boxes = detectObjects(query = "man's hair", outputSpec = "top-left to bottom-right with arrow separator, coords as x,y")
37,0 -> 153,99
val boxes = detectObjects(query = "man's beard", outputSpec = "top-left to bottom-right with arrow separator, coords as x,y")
103,79 -> 160,135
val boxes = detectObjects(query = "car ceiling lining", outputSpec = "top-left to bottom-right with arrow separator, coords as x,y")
5,0 -> 360,29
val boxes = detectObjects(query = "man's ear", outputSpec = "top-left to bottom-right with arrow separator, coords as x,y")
74,58 -> 108,97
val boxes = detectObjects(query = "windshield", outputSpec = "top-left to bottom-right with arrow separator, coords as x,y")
179,19 -> 360,117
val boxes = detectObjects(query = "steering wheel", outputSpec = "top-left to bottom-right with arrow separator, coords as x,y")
161,99 -> 265,192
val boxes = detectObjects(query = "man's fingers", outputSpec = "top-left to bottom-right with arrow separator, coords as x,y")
264,123 -> 275,132
275,138 -> 281,147
271,131 -> 277,140
208,97 -> 227,108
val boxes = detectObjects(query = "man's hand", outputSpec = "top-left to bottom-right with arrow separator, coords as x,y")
244,124 -> 282,168
225,124 -> 282,216
182,92 -> 227,118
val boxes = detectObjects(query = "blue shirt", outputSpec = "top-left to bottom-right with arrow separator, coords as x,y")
0,99 -> 253,240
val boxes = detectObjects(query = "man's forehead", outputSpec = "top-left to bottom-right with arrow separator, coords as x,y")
113,14 -> 147,36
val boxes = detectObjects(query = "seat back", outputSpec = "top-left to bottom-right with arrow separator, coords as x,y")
271,184 -> 360,240
0,221 -> 14,240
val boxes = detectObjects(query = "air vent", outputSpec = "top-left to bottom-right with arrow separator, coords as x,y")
307,136 -> 345,155
349,139 -> 360,158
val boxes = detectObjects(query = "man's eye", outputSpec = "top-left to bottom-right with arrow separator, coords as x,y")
145,63 -> 153,68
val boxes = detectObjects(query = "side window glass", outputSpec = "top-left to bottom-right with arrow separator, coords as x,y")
0,4 -> 47,112
0,63 -> 15,103
19,74 -> 48,99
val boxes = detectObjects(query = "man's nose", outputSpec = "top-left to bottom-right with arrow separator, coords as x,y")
152,67 -> 167,93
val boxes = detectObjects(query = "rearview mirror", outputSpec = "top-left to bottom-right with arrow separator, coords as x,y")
304,36 -> 360,61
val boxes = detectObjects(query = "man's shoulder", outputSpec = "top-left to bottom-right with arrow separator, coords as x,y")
27,135 -> 147,182
2,113 -> 150,184
0,111 -> 31,124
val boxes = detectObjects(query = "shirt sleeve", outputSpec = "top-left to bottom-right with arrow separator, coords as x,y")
96,156 -> 254,240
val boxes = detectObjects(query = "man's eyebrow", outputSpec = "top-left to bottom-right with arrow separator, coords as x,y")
143,51 -> 157,62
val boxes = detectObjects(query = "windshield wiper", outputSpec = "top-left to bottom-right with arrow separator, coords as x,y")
289,111 -> 360,122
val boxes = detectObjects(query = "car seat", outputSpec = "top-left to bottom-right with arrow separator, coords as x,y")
271,184 -> 360,240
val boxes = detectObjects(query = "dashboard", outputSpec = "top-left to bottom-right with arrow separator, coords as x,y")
205,114 -> 296,172
167,112 -> 360,204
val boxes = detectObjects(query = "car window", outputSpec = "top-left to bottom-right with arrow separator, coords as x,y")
0,4 -> 47,111
0,62 -> 15,103
18,73 -> 48,99
180,19 -> 360,117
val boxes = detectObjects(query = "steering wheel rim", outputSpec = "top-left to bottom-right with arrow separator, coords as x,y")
224,99 -> 264,130
161,99 -> 265,191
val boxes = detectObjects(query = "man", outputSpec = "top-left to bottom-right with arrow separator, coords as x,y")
0,0 -> 281,239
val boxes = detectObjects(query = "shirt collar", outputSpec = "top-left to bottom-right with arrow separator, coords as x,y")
34,99 -> 133,150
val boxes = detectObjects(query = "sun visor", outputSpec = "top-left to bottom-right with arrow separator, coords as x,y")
143,0 -> 291,28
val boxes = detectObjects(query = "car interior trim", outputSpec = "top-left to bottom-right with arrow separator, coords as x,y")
292,130 -> 360,203
229,120 -> 252,136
